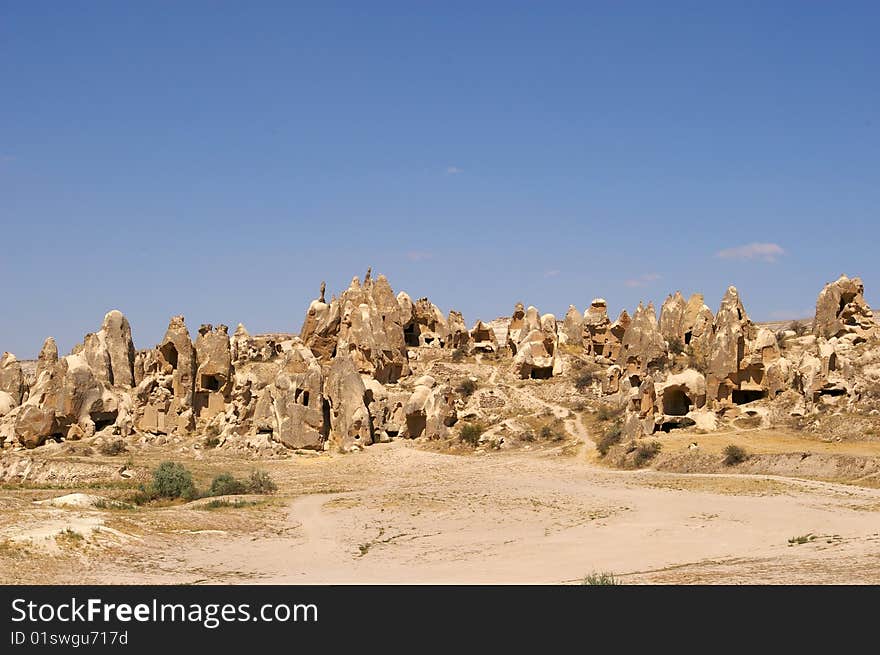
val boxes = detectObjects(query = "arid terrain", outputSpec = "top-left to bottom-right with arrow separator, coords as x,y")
3,272 -> 880,584
3,363 -> 880,585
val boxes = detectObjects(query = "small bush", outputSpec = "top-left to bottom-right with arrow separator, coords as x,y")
459,423 -> 484,447
596,404 -> 621,422
633,440 -> 662,467
582,572 -> 620,585
247,470 -> 277,494
595,421 -> 623,456
722,444 -> 748,466
451,346 -> 469,362
539,424 -> 566,442
574,371 -> 597,391
210,473 -> 248,496
202,436 -> 220,449
788,534 -> 815,546
790,320 -> 808,337
667,337 -> 684,355
455,379 -> 478,398
152,461 -> 196,500
99,439 -> 127,456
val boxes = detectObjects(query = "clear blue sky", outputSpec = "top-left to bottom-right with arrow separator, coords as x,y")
2,2 -> 878,358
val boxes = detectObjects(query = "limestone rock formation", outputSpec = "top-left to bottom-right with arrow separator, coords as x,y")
446,311 -> 471,351
560,305 -> 584,347
659,292 -> 688,344
101,310 -> 136,387
36,337 -> 58,380
324,353 -> 371,451
0,353 -> 26,407
304,273 -> 409,383
470,320 -> 499,353
814,274 -> 876,339
618,303 -> 667,376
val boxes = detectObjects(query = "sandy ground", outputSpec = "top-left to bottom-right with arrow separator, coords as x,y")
4,403 -> 880,584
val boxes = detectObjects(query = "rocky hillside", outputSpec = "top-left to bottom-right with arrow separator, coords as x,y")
1,272 -> 878,457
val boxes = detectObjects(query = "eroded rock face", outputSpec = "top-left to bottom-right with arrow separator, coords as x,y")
36,337 -> 58,380
403,381 -> 456,440
0,353 -> 26,406
324,353 -> 371,451
512,314 -> 562,379
304,273 -> 409,383
401,296 -> 449,348
618,303 -> 667,376
814,274 -> 876,339
194,324 -> 233,420
446,311 -> 471,350
101,310 -> 136,387
560,305 -> 584,347
252,341 -> 325,449
659,292 -> 688,344
470,320 -> 499,353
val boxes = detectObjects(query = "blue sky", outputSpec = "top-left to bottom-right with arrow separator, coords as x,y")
2,2 -> 878,358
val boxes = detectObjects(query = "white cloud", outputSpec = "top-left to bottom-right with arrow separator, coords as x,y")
544,269 -> 561,278
406,250 -> 433,262
624,272 -> 661,288
716,242 -> 785,263
446,166 -> 462,175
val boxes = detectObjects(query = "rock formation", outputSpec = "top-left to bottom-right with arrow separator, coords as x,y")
814,274 -> 876,339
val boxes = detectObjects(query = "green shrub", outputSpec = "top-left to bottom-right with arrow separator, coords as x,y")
152,461 -> 196,500
210,472 -> 247,496
722,444 -> 748,466
459,423 -> 484,447
596,404 -> 621,422
574,371 -> 597,391
247,470 -> 277,494
633,441 -> 662,467
455,379 -> 478,398
595,421 -> 623,456
99,439 -> 127,456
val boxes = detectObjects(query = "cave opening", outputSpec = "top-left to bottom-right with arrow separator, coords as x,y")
404,324 -> 420,347
159,343 -> 179,369
530,367 -> 553,380
662,387 -> 691,416
201,374 -> 222,392
732,389 -> 767,405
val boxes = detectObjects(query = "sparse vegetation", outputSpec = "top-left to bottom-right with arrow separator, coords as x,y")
595,421 -> 623,457
210,473 -> 248,496
459,422 -> 484,447
451,346 -> 469,362
455,378 -> 478,398
539,424 -> 566,442
56,528 -> 84,545
790,320 -> 809,337
209,470 -> 277,496
788,534 -> 816,546
151,461 -> 197,500
200,499 -> 260,510
582,572 -> 620,585
596,404 -> 622,422
668,337 -> 684,355
633,440 -> 662,467
722,444 -> 749,466
574,370 -> 598,391
684,343 -> 709,373
202,436 -> 220,449
99,439 -> 127,456
247,470 -> 278,494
